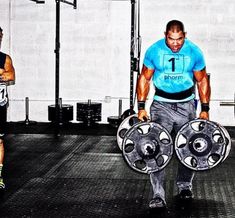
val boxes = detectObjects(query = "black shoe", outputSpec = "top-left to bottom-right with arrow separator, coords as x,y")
178,189 -> 193,200
149,197 -> 166,209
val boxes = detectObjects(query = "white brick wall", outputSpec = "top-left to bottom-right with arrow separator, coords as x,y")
0,0 -> 234,125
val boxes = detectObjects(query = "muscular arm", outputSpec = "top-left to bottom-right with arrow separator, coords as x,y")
0,55 -> 15,82
194,67 -> 211,119
137,65 -> 154,120
137,65 -> 154,101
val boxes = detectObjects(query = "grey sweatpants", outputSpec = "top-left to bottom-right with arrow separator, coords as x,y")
149,99 -> 196,202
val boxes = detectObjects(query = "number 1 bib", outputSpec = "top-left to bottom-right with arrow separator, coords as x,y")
0,83 -> 8,106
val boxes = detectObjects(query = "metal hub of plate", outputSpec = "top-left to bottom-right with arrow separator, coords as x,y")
175,119 -> 230,171
189,133 -> 212,157
193,137 -> 208,153
122,122 -> 173,174
117,114 -> 140,150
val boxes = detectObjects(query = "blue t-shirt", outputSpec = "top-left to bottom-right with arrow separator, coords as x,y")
143,39 -> 206,102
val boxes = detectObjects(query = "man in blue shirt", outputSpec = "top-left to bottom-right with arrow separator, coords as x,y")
137,20 -> 210,208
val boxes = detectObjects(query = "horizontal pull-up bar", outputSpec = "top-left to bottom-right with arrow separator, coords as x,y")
29,0 -> 45,3
61,0 -> 77,9
29,0 -> 77,9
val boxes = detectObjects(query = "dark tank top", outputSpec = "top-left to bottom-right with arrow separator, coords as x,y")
0,52 -> 6,69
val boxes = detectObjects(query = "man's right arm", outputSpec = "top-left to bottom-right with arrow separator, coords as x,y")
137,65 -> 154,121
0,55 -> 15,83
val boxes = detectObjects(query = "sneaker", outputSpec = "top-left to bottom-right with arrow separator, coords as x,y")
0,178 -> 5,190
178,189 -> 193,200
149,197 -> 166,209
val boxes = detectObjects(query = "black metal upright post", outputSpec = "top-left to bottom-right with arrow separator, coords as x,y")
137,0 -> 141,76
55,0 -> 61,135
130,0 -> 135,113
73,0 -> 77,9
29,0 -> 77,134
120,0 -> 141,120
133,0 -> 141,105
122,0 -> 140,119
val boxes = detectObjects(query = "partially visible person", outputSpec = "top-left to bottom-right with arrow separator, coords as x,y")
0,26 -> 15,191
137,20 -> 210,208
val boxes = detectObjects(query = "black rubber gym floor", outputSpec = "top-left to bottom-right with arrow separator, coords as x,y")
0,123 -> 234,217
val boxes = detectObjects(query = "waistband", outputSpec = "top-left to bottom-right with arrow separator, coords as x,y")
155,86 -> 194,100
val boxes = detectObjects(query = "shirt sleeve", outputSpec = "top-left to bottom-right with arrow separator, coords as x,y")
193,47 -> 206,71
143,47 -> 155,69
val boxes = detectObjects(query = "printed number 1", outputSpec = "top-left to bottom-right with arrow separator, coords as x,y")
168,57 -> 175,72
0,89 -> 4,99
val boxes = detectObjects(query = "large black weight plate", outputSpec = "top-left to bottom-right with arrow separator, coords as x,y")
122,122 -> 173,174
107,116 -> 122,128
117,114 -> 140,150
48,104 -> 73,123
121,109 -> 136,120
76,102 -> 101,125
218,125 -> 231,162
175,119 -> 228,171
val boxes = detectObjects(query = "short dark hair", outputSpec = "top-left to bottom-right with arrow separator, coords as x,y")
166,20 -> 185,33
0,27 -> 2,32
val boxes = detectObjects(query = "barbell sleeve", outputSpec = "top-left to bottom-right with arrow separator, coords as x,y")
220,101 -> 235,106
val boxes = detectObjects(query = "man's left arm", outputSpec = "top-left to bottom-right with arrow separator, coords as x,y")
0,55 -> 15,82
194,67 -> 211,120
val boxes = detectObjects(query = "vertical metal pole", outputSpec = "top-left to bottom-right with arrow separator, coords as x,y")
55,0 -> 60,134
87,99 -> 92,127
73,0 -> 77,9
133,0 -> 141,108
118,99 -> 122,118
25,97 -> 29,124
130,0 -> 135,112
137,0 -> 141,76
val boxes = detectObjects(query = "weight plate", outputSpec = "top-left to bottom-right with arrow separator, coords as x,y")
175,119 -> 227,171
122,121 -> 173,174
117,114 -> 140,150
218,125 -> 231,162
